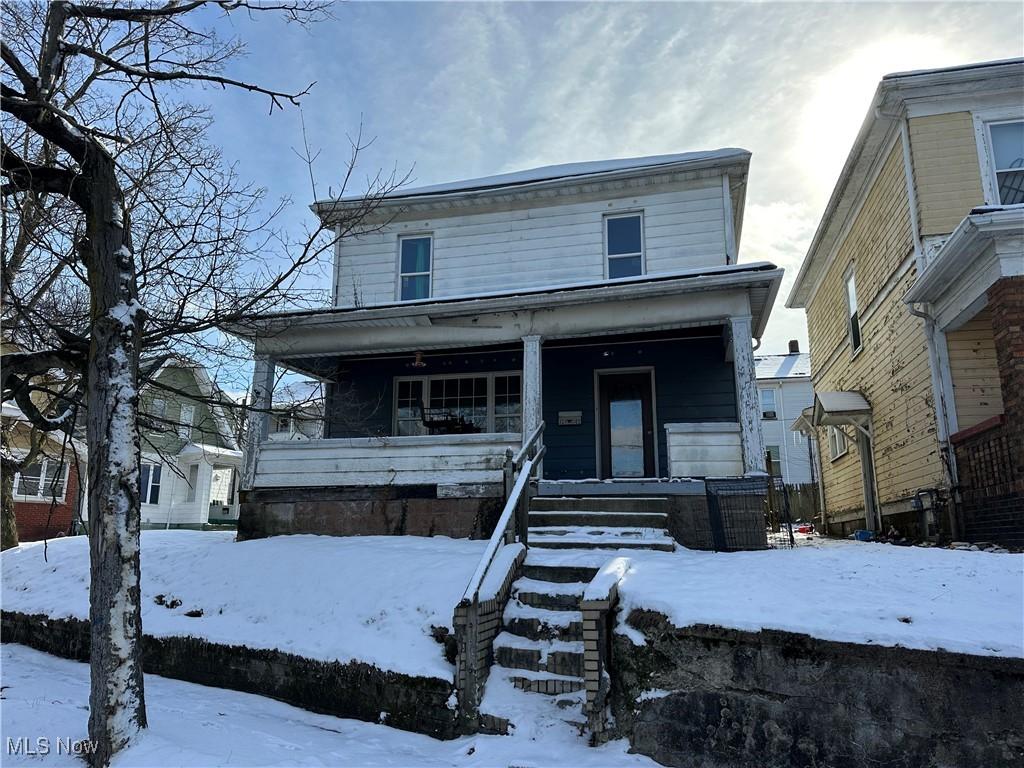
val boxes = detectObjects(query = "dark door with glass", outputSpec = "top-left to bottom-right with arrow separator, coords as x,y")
599,372 -> 655,478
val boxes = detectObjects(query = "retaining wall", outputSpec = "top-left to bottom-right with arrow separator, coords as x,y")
612,610 -> 1024,768
2,610 -> 460,739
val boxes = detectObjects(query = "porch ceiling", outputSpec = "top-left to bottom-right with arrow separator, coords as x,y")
231,263 -> 782,360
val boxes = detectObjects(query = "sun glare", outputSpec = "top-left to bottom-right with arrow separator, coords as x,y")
798,35 -> 968,202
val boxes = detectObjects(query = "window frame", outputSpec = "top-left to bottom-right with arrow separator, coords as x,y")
12,456 -> 70,501
973,107 -> 1024,205
392,370 -> 522,435
844,266 -> 862,356
985,118 -> 1024,206
397,234 -> 433,301
178,403 -> 195,440
765,444 -> 783,477
827,426 -> 849,462
759,387 -> 778,419
139,461 -> 162,506
603,211 -> 645,280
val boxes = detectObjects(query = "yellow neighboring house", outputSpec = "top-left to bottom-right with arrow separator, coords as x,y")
788,59 -> 1024,545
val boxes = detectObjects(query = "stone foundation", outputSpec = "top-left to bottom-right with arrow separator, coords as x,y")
238,484 -> 503,541
2,610 -> 460,739
612,610 -> 1024,768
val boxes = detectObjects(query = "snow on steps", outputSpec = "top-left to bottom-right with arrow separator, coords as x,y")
503,602 -> 584,641
512,577 -> 588,610
528,526 -> 675,551
493,631 -> 584,676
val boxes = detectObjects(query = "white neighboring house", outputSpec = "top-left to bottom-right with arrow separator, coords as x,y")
755,343 -> 815,485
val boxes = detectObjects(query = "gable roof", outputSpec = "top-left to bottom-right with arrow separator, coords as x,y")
143,355 -> 239,452
787,58 -> 1024,309
754,353 -> 811,380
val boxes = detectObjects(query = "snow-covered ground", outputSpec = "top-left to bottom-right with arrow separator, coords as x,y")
617,539 -> 1024,658
0,644 -> 654,767
1,531 -> 486,679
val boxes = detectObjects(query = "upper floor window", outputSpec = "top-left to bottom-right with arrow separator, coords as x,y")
605,213 -> 644,279
13,457 -> 68,500
151,398 -> 166,418
760,388 -> 778,419
989,121 -> 1024,205
845,269 -> 861,353
399,236 -> 432,300
178,404 -> 195,440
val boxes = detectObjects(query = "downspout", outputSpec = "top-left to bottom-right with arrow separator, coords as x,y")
883,105 -> 960,535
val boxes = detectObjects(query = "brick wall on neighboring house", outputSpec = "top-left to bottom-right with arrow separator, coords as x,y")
15,465 -> 80,542
952,276 -> 1024,546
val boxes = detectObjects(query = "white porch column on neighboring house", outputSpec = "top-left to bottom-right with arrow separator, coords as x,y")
241,355 -> 276,490
521,334 -> 544,473
729,315 -> 767,475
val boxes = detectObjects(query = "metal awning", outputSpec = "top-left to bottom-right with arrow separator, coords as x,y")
789,406 -> 815,436
811,391 -> 872,430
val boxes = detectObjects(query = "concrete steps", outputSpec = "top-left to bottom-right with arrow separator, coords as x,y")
528,510 -> 669,528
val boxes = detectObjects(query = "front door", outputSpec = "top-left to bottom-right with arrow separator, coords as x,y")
599,371 -> 655,478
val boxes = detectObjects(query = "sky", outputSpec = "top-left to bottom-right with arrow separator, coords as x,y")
197,0 -> 1022,356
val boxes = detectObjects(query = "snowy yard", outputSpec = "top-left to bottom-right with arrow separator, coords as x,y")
617,539 -> 1024,657
0,644 -> 654,768
1,531 -> 487,679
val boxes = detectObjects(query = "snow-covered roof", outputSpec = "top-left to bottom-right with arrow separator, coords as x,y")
754,353 -> 811,380
332,148 -> 749,203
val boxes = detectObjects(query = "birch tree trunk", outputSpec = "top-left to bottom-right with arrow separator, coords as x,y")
81,142 -> 147,767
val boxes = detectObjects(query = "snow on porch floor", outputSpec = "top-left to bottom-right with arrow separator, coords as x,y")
615,539 -> 1024,658
1,644 -> 656,768
0,531 -> 488,680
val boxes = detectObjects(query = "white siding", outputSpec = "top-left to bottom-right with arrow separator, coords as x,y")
335,178 -> 728,307
758,378 -> 815,484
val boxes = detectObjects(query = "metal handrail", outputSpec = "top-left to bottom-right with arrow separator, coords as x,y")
461,453 -> 537,605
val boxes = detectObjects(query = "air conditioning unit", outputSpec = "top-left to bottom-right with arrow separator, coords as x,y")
762,410 -> 777,419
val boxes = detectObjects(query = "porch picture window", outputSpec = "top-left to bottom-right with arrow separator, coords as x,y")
399,236 -> 432,300
760,388 -> 778,419
845,270 -> 861,353
828,426 -> 849,461
393,373 -> 522,434
13,457 -> 68,500
605,213 -> 644,279
139,462 -> 162,505
989,121 -> 1024,205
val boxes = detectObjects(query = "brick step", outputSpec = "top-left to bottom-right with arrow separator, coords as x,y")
512,577 -> 587,610
531,495 -> 670,513
503,602 -> 583,641
529,511 -> 669,528
501,666 -> 586,696
521,562 -> 601,584
492,632 -> 584,677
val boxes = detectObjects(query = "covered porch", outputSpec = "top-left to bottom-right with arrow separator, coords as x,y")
232,265 -> 782,537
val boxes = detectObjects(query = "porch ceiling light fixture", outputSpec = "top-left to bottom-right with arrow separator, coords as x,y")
411,351 -> 427,368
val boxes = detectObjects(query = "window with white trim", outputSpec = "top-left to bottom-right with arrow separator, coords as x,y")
827,426 -> 849,461
178,404 -> 195,439
989,120 -> 1024,205
765,445 -> 782,477
393,373 -> 522,435
151,398 -> 166,418
605,213 -> 644,279
845,269 -> 861,353
759,388 -> 778,419
13,457 -> 68,500
399,236 -> 432,300
272,414 -> 291,434
184,463 -> 199,504
139,462 -> 162,505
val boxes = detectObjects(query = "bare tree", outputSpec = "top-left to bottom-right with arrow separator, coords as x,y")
1,2 -> 403,764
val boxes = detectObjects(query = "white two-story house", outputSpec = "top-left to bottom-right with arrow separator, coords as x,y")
755,343 -> 815,485
231,151 -> 782,539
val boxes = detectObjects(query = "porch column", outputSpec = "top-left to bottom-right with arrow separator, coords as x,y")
521,334 -> 544,469
729,315 -> 767,475
241,355 -> 275,491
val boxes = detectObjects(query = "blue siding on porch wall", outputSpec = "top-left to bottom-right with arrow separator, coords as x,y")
542,337 -> 736,479
323,337 -> 735,480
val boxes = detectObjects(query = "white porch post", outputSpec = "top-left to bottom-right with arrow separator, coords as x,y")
522,334 -> 544,474
242,355 -> 276,491
729,315 -> 766,475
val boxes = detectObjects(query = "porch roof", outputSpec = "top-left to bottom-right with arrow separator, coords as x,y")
229,262 -> 782,361
811,391 -> 873,428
